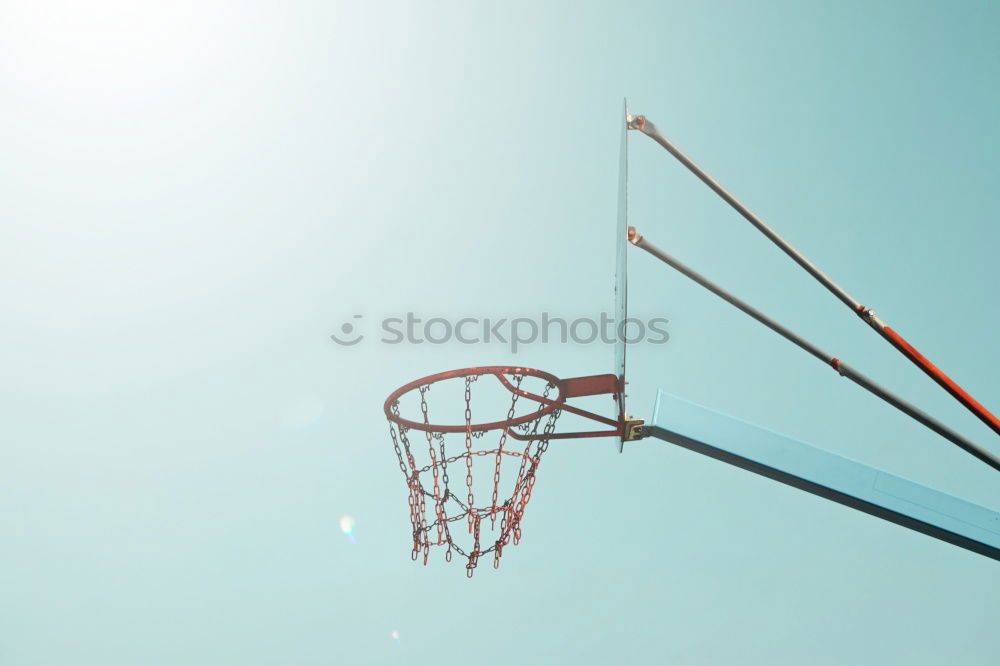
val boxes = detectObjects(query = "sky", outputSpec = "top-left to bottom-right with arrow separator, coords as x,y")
2,1 -> 999,664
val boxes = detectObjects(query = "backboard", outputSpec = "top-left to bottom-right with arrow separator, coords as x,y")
614,98 -> 629,452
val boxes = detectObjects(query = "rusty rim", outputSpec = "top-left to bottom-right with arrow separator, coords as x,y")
383,366 -> 564,434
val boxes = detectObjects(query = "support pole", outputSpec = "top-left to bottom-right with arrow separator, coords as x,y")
629,115 -> 1000,437
629,227 -> 1000,474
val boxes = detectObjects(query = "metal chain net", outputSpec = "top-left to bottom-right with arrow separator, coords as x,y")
387,373 -> 562,577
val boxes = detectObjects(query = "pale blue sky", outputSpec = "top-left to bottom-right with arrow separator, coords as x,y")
2,1 -> 999,664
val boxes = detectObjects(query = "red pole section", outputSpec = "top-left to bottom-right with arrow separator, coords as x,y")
882,325 -> 1000,434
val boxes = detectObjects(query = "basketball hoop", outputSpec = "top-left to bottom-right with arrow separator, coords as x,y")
383,366 -> 627,576
375,103 -> 1000,577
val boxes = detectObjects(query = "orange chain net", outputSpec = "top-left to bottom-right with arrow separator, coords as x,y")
387,374 -> 562,576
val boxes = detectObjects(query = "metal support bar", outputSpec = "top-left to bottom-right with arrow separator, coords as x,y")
629,114 -> 1000,437
506,427 -> 621,441
629,228 -> 1000,473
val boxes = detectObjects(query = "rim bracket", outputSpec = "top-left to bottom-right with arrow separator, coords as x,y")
624,416 -> 646,442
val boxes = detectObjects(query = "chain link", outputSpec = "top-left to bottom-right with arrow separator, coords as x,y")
491,374 -> 523,529
418,386 -> 447,546
463,376 -> 476,533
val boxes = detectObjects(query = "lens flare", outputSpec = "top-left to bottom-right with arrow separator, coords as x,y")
391,630 -> 400,643
339,515 -> 356,543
